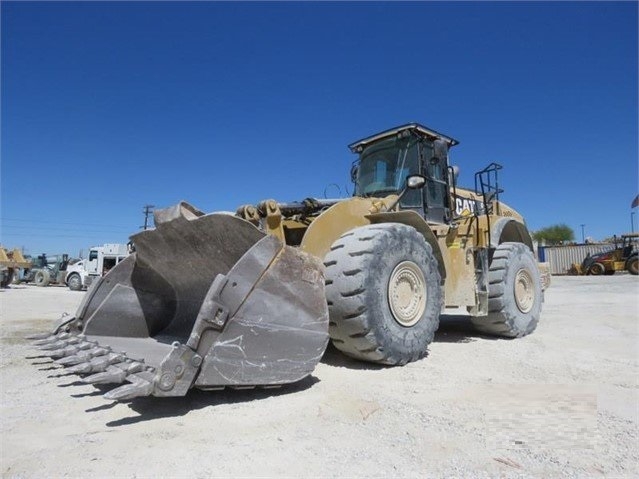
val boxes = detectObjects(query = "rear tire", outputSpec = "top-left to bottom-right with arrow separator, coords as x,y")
627,256 -> 638,275
67,273 -> 83,291
324,224 -> 442,365
0,268 -> 13,288
471,242 -> 542,338
34,269 -> 51,287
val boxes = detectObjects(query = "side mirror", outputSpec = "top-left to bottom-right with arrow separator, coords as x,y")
387,175 -> 426,212
451,165 -> 460,181
406,174 -> 426,189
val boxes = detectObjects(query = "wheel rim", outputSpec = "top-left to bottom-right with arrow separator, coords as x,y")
388,261 -> 427,327
514,268 -> 535,314
590,264 -> 604,275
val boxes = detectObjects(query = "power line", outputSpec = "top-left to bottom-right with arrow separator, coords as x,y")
0,217 -> 132,229
1,232 -> 127,239
1,225 -> 131,234
141,205 -> 155,230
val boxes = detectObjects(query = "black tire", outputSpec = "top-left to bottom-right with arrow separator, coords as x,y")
0,268 -> 13,288
588,263 -> 605,276
67,273 -> 83,291
470,242 -> 542,338
324,224 -> 442,365
626,256 -> 638,275
34,269 -> 51,287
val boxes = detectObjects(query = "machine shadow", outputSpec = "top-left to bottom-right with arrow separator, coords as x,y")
102,376 -> 319,427
320,343 -> 385,370
434,314 -> 499,343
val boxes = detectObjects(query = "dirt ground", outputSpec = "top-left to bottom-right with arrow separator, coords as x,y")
1,275 -> 637,478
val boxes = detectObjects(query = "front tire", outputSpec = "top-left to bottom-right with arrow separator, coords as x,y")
0,268 -> 13,288
627,256 -> 638,275
34,269 -> 51,287
588,263 -> 605,275
471,242 -> 542,338
67,273 -> 83,291
324,224 -> 442,365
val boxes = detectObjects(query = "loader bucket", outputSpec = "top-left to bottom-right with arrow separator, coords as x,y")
30,202 -> 329,400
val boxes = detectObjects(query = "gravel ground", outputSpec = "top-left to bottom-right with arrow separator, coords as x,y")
1,275 -> 637,478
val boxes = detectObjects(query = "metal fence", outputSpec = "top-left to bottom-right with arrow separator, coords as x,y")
538,244 -> 615,275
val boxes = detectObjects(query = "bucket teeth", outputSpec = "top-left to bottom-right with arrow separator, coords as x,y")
125,361 -> 145,374
83,364 -> 128,385
66,361 -> 95,375
33,337 -> 59,346
27,332 -> 56,341
43,340 -> 90,359
55,349 -> 89,366
32,332 -> 71,345
39,340 -> 68,351
70,346 -> 110,363
104,375 -> 153,401
89,353 -> 127,373
56,348 -> 116,367
38,336 -> 82,351
49,346 -> 75,359
68,353 -> 126,374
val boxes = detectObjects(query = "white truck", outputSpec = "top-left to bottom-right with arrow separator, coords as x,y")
65,243 -> 130,291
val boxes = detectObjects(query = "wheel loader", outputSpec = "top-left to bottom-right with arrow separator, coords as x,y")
0,247 -> 31,288
571,233 -> 639,276
30,123 -> 544,401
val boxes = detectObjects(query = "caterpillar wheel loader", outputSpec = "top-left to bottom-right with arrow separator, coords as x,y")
1,247 -> 31,288
30,123 -> 544,401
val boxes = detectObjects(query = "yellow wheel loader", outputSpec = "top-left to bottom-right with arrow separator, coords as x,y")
31,123 -> 544,400
1,247 -> 31,288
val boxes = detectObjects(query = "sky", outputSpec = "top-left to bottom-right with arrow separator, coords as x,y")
1,1 -> 637,257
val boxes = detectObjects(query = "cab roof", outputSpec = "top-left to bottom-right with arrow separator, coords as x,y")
348,123 -> 459,153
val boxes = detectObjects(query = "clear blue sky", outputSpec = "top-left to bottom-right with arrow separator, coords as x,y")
1,1 -> 637,257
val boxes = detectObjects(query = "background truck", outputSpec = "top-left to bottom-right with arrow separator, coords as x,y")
65,243 -> 130,291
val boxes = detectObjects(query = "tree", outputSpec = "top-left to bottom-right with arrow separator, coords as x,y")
532,224 -> 575,245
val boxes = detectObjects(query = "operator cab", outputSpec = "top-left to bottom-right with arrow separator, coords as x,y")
349,123 -> 459,224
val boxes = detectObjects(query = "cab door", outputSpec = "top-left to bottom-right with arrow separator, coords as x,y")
87,249 -> 99,275
421,141 -> 450,224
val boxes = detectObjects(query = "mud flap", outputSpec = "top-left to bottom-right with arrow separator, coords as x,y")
29,203 -> 329,400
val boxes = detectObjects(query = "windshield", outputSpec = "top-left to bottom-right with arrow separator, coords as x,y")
354,137 -> 419,197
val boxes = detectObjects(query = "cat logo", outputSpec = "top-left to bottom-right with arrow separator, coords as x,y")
454,196 -> 481,217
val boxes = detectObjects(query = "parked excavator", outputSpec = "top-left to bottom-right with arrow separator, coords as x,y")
30,123 -> 544,401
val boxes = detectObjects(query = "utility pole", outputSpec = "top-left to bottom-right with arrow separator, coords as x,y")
141,205 -> 155,230
580,224 -> 586,244
632,212 -> 636,233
